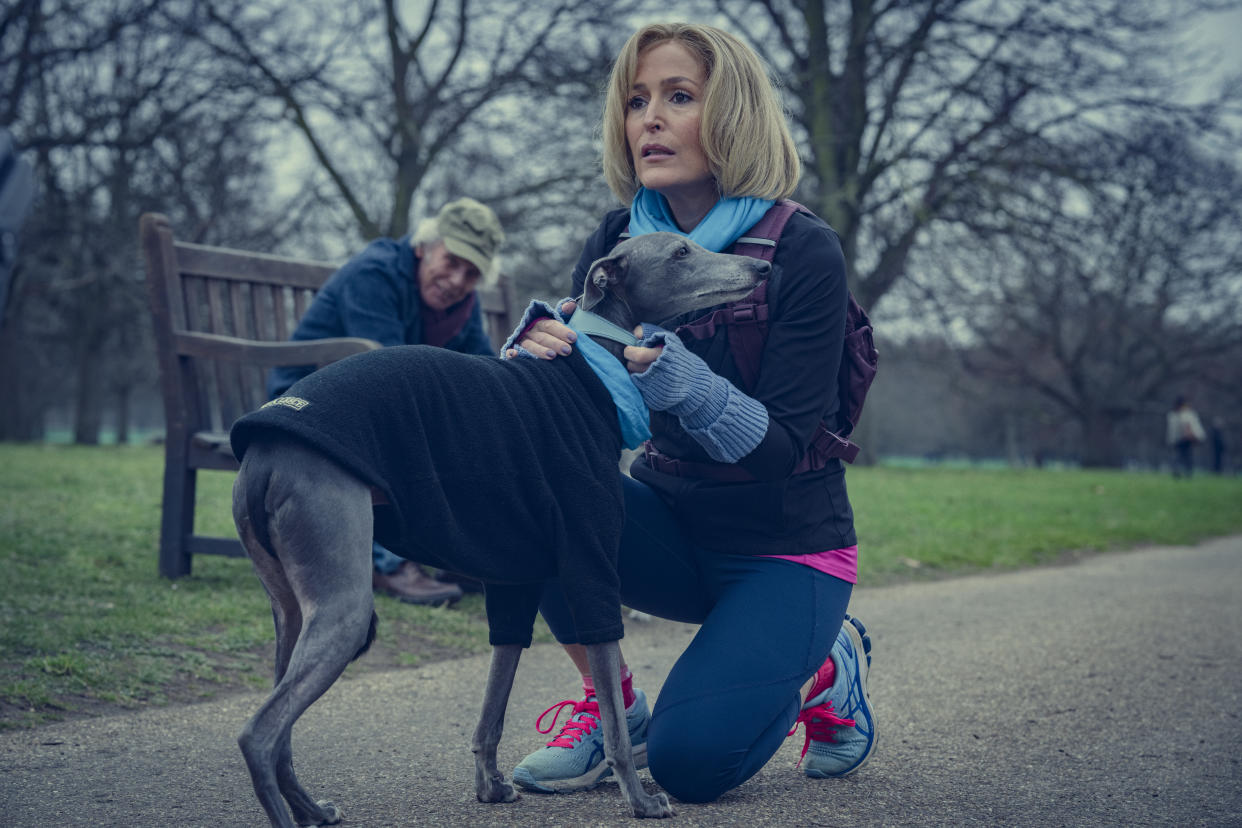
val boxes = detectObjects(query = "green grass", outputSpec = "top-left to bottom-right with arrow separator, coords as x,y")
1,443 -> 1240,729
0,444 -> 503,728
851,467 -> 1242,580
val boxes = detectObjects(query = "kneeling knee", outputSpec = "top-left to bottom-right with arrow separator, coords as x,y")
647,736 -> 735,803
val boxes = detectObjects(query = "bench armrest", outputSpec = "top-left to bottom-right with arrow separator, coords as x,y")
173,331 -> 382,367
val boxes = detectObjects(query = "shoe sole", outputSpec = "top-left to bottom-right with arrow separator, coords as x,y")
512,741 -> 648,794
805,617 -> 876,779
845,613 -> 872,667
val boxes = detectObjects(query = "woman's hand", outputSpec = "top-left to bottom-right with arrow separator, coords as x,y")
623,324 -> 664,374
506,300 -> 578,359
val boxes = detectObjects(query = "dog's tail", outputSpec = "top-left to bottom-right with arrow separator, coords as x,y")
355,612 -> 379,662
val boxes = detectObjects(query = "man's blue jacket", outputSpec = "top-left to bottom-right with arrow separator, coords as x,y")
267,235 -> 493,398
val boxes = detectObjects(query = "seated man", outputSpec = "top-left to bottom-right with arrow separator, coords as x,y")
268,197 -> 504,604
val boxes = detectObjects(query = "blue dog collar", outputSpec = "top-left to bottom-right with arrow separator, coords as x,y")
567,308 -> 639,347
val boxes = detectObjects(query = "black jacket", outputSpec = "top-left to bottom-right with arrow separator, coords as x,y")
571,208 -> 856,556
233,345 -> 626,646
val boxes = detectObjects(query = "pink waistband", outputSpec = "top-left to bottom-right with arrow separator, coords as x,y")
761,545 -> 858,584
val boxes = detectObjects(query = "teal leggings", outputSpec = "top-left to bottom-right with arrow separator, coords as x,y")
539,475 -> 853,802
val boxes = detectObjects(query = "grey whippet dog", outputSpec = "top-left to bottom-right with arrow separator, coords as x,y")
229,232 -> 769,825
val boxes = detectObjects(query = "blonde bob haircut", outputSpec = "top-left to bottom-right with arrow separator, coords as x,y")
602,22 -> 800,205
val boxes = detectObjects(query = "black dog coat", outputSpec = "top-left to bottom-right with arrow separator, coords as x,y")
230,345 -> 625,646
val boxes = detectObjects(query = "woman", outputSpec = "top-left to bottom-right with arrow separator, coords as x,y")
502,22 -> 875,803
1166,395 -> 1206,478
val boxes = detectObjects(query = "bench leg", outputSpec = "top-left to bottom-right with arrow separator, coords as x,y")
159,461 -> 196,579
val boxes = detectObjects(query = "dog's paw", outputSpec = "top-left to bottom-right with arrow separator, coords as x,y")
477,775 -> 521,804
298,799 -> 342,825
631,791 -> 675,819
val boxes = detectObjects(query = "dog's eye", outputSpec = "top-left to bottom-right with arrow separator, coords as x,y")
676,245 -> 689,258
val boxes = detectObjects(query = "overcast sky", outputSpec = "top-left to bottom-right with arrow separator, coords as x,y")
1184,6 -> 1242,98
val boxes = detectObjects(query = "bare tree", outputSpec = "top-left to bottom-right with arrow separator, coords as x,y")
187,0 -> 638,251
2,0 -> 292,442
707,0 -> 1240,312
1,0 -> 163,441
912,125 -> 1242,467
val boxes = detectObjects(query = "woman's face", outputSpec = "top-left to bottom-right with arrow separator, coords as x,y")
625,40 -> 715,221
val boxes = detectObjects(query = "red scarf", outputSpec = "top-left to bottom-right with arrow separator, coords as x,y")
420,293 -> 477,348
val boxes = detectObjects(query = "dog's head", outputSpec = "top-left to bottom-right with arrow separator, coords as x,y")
581,232 -> 770,331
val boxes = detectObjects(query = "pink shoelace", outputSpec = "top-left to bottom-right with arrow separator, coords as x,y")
535,698 -> 601,748
787,700 -> 855,766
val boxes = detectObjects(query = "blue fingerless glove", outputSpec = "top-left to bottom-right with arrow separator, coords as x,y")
630,324 -> 769,463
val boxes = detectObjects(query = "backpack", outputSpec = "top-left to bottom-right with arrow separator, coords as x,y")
658,200 -> 878,472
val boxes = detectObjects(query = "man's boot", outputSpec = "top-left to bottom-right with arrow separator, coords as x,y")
372,561 -> 463,605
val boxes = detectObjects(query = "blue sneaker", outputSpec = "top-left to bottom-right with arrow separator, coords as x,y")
512,688 -> 650,793
790,615 -> 876,778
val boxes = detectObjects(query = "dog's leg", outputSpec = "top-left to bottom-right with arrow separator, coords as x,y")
473,644 -> 523,803
248,540 -> 303,686
235,449 -> 374,827
248,556 -> 333,827
237,506 -> 316,827
585,641 -> 675,818
238,571 -> 371,827
240,659 -> 353,828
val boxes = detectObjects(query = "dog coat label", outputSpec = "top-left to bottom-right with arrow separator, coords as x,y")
262,396 -> 311,411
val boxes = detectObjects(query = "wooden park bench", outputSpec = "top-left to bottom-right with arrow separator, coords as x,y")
140,213 -> 518,578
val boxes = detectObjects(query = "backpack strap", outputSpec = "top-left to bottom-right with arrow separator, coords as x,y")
643,423 -> 858,482
642,199 -> 871,478
672,200 -> 808,391
730,199 -> 805,262
730,199 -> 870,465
675,281 -> 768,391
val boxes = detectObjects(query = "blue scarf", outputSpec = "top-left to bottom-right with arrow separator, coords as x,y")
629,188 -> 774,253
567,313 -> 652,450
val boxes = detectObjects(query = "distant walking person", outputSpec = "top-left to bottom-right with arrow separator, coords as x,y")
1166,396 -> 1206,478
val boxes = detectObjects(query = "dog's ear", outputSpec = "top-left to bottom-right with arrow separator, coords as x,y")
582,254 -> 626,312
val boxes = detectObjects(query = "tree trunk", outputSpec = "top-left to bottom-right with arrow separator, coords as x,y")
1080,411 -> 1123,468
0,335 -> 45,441
115,384 -> 131,445
73,342 -> 103,445
1005,412 -> 1022,467
851,406 -> 879,466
